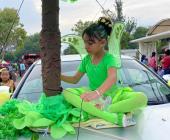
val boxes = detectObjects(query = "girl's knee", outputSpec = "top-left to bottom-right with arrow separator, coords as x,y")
134,92 -> 148,106
62,88 -> 73,99
63,87 -> 86,96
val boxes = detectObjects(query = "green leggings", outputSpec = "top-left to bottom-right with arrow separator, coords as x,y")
63,87 -> 147,123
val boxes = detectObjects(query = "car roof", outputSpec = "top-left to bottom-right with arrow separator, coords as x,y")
36,54 -> 133,65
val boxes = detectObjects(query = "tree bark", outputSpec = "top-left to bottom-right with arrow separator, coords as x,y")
40,0 -> 61,96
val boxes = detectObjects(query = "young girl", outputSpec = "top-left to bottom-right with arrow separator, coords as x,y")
61,17 -> 147,127
0,68 -> 15,93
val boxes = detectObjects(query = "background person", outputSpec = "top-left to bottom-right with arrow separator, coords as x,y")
161,49 -> 170,75
148,52 -> 157,72
0,68 -> 15,93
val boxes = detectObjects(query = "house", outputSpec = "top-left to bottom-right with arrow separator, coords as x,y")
130,18 -> 170,59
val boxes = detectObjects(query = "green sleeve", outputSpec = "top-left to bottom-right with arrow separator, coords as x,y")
106,55 -> 117,70
78,55 -> 88,73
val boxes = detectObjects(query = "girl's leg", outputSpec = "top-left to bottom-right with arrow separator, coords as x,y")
108,91 -> 147,113
63,88 -> 118,123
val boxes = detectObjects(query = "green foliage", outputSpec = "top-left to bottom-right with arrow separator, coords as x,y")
133,26 -> 149,39
120,18 -> 137,49
156,40 -> 168,54
0,8 -> 26,56
121,32 -> 134,49
125,17 -> 137,34
63,45 -> 78,55
14,33 -> 40,61
23,33 -> 40,53
4,52 -> 16,62
71,20 -> 93,36
127,26 -> 149,49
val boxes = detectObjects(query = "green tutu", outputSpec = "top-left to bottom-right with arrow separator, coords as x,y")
0,94 -> 89,139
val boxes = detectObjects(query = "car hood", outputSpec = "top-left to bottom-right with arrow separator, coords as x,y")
99,103 -> 170,140
18,103 -> 170,140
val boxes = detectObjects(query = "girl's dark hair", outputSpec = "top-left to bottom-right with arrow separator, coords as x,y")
165,49 -> 170,55
82,17 -> 112,42
151,52 -> 156,57
141,55 -> 146,62
0,69 -> 12,82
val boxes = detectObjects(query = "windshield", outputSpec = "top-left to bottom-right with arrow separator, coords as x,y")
17,59 -> 170,104
118,59 -> 170,104
17,61 -> 88,102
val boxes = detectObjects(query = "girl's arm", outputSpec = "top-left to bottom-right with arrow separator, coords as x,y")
9,80 -> 15,93
161,58 -> 164,64
97,67 -> 117,95
81,68 -> 117,102
61,71 -> 84,84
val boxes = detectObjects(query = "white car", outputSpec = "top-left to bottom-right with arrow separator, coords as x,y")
12,55 -> 170,140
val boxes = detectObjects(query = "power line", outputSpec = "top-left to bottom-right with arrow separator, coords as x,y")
96,0 -> 106,11
94,0 -> 116,21
92,0 -> 108,21
0,0 -> 25,59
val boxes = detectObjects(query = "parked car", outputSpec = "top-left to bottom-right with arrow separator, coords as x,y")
12,55 -> 170,140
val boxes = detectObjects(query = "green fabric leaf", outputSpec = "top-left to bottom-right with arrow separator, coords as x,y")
50,124 -> 67,139
13,117 -> 25,129
24,112 -> 43,127
56,113 -> 68,127
62,123 -> 75,134
17,101 -> 35,114
70,108 -> 81,117
69,108 -> 89,122
32,118 -> 54,127
71,117 -> 79,123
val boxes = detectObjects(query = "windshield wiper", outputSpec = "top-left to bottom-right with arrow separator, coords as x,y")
148,100 -> 165,105
129,79 -> 157,87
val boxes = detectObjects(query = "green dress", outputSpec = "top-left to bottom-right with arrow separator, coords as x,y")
63,53 -> 147,123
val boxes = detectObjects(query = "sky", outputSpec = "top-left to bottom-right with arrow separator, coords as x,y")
0,0 -> 170,36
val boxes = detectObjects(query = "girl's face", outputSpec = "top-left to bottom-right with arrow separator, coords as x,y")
1,71 -> 10,82
83,34 -> 106,54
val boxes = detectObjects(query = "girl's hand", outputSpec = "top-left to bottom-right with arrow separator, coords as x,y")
80,91 -> 100,102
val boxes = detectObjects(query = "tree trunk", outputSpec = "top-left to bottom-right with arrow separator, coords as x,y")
40,0 -> 61,96
1,48 -> 5,61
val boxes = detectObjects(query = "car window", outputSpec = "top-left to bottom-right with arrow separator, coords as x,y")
17,59 -> 170,105
119,59 -> 170,104
17,62 -> 88,102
